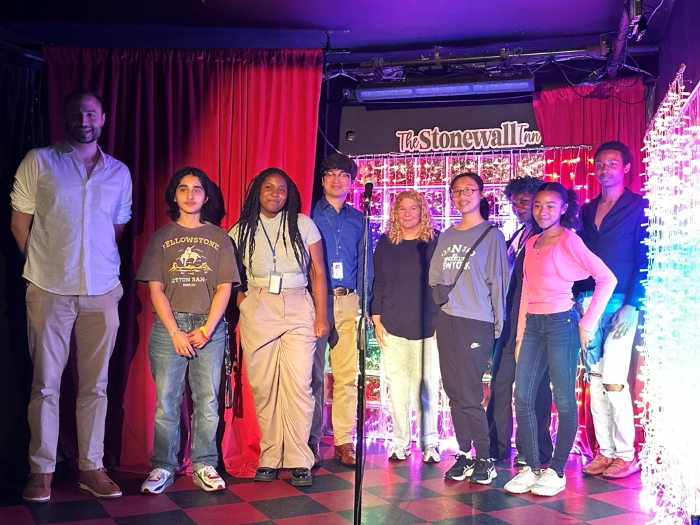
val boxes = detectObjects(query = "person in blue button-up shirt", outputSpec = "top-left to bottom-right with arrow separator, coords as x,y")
309,153 -> 373,467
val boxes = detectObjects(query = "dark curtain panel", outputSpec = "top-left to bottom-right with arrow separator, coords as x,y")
0,53 -> 45,485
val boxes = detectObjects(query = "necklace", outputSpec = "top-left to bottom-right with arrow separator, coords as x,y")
534,229 -> 563,257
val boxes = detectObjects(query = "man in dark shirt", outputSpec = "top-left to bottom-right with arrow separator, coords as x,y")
576,141 -> 647,479
310,153 -> 373,467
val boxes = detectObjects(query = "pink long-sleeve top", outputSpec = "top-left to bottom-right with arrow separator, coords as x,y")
517,228 -> 617,341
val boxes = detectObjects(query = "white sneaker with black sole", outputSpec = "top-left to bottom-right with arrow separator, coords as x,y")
422,446 -> 441,463
193,465 -> 226,491
530,468 -> 566,496
469,458 -> 497,484
444,453 -> 475,481
388,445 -> 411,461
141,468 -> 174,494
504,466 -> 541,494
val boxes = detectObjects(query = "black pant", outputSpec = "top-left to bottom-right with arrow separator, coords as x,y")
487,331 -> 553,463
436,311 -> 493,460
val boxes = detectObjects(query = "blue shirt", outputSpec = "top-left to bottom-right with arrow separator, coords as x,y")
311,196 -> 374,293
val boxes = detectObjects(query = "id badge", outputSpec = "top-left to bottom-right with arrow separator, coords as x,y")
268,271 -> 282,295
332,261 -> 344,280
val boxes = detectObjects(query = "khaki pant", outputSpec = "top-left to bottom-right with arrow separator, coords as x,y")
239,287 -> 316,469
25,282 -> 122,473
312,292 -> 359,446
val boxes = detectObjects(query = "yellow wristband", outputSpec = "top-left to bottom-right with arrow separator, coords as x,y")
199,326 -> 209,340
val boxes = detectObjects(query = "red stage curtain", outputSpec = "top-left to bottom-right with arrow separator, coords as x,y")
533,76 -> 647,458
533,76 -> 647,194
43,47 -> 322,477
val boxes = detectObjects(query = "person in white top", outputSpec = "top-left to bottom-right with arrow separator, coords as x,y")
230,167 -> 329,487
10,88 -> 132,503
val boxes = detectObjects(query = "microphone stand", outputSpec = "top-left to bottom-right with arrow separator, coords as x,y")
353,194 -> 371,525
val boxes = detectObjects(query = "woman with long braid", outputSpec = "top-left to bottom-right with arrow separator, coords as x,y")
229,168 -> 329,487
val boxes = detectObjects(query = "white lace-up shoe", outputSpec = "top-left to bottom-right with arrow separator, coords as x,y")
504,466 -> 541,494
141,468 -> 174,494
422,446 -> 441,463
193,465 -> 226,491
530,468 -> 566,496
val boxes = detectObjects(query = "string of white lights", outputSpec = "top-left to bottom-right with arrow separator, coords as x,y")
639,64 -> 700,524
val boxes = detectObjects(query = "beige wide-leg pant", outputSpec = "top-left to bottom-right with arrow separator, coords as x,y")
239,286 -> 316,469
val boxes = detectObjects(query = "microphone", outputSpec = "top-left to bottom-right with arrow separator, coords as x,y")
362,177 -> 376,204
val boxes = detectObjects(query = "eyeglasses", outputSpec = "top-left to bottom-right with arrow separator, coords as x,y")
450,187 -> 478,198
324,172 -> 351,180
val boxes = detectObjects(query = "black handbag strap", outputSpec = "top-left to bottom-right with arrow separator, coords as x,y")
224,321 -> 244,418
447,224 -> 495,292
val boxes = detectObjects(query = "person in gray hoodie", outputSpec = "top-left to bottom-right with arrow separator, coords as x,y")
429,172 -> 508,485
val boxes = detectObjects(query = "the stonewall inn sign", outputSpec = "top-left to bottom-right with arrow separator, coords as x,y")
340,104 -> 542,155
395,122 -> 541,153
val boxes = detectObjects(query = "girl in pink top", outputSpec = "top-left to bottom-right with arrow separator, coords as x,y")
504,182 -> 616,498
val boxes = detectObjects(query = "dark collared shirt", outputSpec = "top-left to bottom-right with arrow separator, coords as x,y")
574,188 -> 648,309
311,196 -> 374,293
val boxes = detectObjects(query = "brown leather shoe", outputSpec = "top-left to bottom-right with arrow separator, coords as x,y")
581,453 -> 614,476
78,468 -> 122,498
602,458 -> 640,479
23,473 -> 52,502
334,443 -> 356,466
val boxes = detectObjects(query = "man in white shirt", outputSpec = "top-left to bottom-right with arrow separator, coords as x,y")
10,88 -> 132,503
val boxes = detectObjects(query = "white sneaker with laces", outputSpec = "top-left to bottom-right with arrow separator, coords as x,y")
388,444 -> 411,461
141,468 -> 174,494
193,465 -> 226,491
504,466 -> 541,494
422,446 -> 441,463
531,468 -> 566,496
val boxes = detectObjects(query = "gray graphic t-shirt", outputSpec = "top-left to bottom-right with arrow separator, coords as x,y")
136,222 -> 240,314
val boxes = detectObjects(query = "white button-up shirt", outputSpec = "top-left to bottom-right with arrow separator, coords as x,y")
11,141 -> 132,295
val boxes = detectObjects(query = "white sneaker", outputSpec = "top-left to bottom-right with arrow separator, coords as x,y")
193,465 -> 226,491
504,466 -> 541,494
141,468 -> 174,494
531,468 -> 566,496
388,445 -> 411,461
422,446 -> 441,463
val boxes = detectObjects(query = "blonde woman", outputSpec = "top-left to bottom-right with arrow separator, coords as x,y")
371,190 -> 441,463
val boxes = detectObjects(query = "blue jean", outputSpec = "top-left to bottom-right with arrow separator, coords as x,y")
514,307 -> 580,475
148,312 -> 225,473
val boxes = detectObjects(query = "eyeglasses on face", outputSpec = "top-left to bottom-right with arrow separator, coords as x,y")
450,187 -> 478,198
324,171 -> 351,180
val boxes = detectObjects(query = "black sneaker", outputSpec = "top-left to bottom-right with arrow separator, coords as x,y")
469,458 -> 497,485
444,454 -> 475,481
513,453 -> 527,466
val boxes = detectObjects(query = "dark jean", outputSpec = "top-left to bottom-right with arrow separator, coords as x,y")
148,312 -> 225,473
514,306 -> 580,475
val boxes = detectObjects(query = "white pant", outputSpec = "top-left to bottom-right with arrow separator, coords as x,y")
382,333 -> 440,449
579,294 -> 637,461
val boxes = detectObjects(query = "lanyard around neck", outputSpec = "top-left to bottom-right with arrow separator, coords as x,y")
324,205 -> 347,260
259,218 -> 282,272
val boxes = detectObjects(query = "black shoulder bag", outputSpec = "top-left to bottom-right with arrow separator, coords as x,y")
432,224 -> 494,306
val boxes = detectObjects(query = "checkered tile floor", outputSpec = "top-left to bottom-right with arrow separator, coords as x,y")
0,438 -> 652,524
